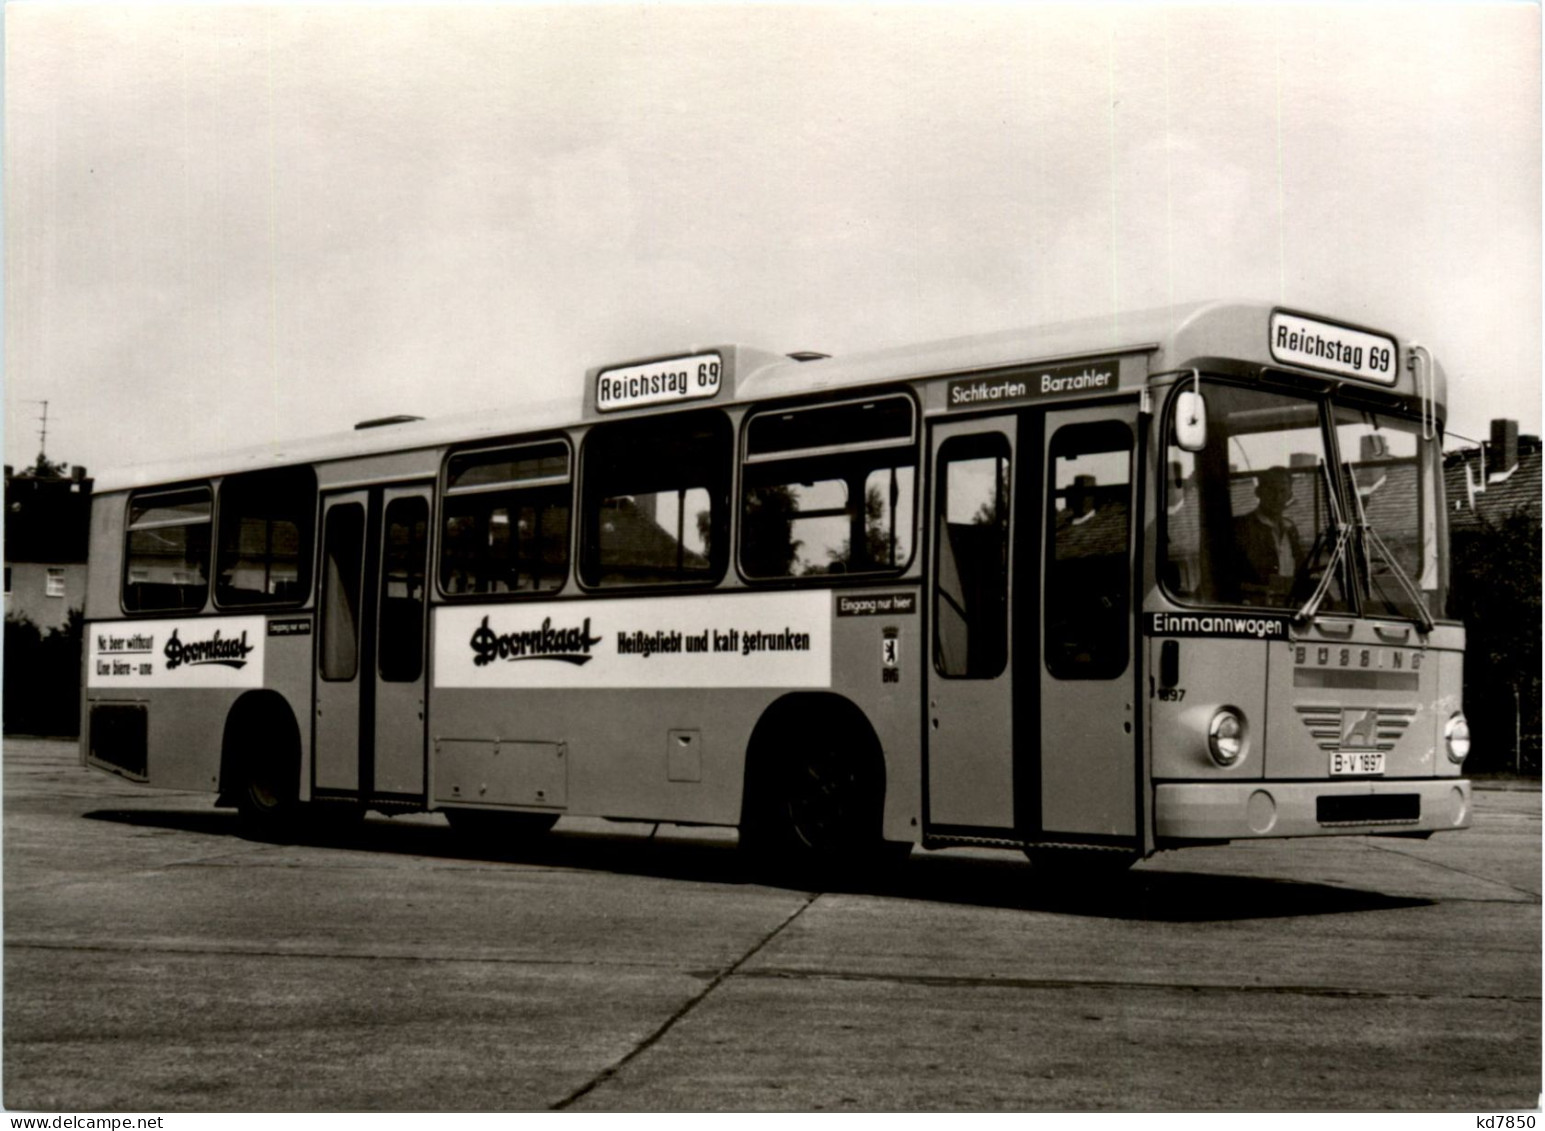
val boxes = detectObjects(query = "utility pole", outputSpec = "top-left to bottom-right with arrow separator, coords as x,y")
32,399 -> 50,469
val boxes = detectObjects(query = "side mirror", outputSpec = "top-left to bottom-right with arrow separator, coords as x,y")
1174,390 -> 1207,452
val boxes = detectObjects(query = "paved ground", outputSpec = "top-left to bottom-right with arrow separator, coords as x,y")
4,737 -> 1539,1112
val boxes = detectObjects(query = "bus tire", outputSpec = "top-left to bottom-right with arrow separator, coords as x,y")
741,701 -> 899,882
444,808 -> 559,851
224,698 -> 303,840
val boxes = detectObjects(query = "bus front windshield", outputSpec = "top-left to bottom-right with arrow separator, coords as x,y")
1163,380 -> 1443,621
1334,405 -> 1443,622
1164,383 -> 1347,612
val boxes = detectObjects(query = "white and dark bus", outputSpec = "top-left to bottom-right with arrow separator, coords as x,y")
82,301 -> 1471,872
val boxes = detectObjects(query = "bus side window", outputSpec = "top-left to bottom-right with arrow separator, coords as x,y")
739,394 -> 917,579
1045,421 -> 1132,680
214,467 -> 316,607
440,440 -> 570,596
123,486 -> 212,613
934,436 -> 1010,678
580,411 -> 731,587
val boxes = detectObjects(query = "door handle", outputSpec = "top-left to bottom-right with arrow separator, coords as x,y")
1373,624 -> 1411,643
1312,618 -> 1355,639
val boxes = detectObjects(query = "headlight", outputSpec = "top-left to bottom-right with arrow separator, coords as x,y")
1208,708 -> 1247,767
1445,713 -> 1471,764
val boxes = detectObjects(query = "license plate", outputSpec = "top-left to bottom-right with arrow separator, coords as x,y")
1330,750 -> 1385,776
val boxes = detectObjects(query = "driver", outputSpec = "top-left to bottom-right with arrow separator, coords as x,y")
1232,466 -> 1302,597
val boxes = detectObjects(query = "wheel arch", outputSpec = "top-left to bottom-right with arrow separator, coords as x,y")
739,691 -> 888,828
217,688 -> 303,804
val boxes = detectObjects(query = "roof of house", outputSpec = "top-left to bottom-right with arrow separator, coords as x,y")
1444,436 -> 1542,531
4,472 -> 94,564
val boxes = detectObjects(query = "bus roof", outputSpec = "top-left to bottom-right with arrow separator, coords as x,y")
95,299 -> 1438,493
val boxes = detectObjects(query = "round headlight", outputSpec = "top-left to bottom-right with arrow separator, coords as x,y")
1208,708 -> 1247,767
1445,713 -> 1471,764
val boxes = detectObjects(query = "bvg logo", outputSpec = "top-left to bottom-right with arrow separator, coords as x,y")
1341,709 -> 1380,750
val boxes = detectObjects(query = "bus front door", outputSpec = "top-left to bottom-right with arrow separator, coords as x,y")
314,484 -> 431,805
1037,405 -> 1139,846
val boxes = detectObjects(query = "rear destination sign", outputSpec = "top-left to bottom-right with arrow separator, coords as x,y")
434,591 -> 831,689
1269,311 -> 1398,386
595,352 -> 723,413
947,361 -> 1118,410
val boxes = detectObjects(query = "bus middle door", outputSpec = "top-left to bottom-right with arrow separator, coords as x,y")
314,484 -> 431,805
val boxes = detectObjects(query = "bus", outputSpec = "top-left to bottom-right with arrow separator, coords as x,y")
81,300 -> 1471,874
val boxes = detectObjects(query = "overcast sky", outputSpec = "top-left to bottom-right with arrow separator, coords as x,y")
5,3 -> 1539,477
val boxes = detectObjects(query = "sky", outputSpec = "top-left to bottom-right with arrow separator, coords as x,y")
4,3 -> 1540,478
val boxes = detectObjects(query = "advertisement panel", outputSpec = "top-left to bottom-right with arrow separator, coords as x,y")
86,616 -> 266,688
433,591 -> 832,689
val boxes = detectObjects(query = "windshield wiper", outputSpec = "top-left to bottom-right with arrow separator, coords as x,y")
1340,466 -> 1435,633
1359,522 -> 1436,633
1293,521 -> 1353,626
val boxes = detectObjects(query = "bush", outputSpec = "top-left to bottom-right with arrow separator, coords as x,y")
4,609 -> 84,737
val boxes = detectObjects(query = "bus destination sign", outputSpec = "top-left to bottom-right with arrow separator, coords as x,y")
595,352 -> 723,413
1268,311 -> 1398,386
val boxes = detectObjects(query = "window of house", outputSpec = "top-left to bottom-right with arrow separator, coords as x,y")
440,440 -> 570,595
45,567 -> 65,598
215,467 -> 316,606
580,411 -> 731,587
740,394 -> 917,579
123,487 -> 212,612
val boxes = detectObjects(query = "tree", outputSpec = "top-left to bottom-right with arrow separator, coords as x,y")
742,484 -> 803,577
1449,507 -> 1541,772
4,609 -> 84,737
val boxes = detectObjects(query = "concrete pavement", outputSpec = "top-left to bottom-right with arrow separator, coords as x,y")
4,738 -> 1538,1111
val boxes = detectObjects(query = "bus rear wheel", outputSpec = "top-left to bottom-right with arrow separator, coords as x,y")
232,731 -> 301,839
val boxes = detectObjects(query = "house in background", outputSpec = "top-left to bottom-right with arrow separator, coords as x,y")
4,461 -> 93,628
1444,418 -> 1542,531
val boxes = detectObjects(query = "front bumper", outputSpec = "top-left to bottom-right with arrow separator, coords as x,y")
1154,778 -> 1471,841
